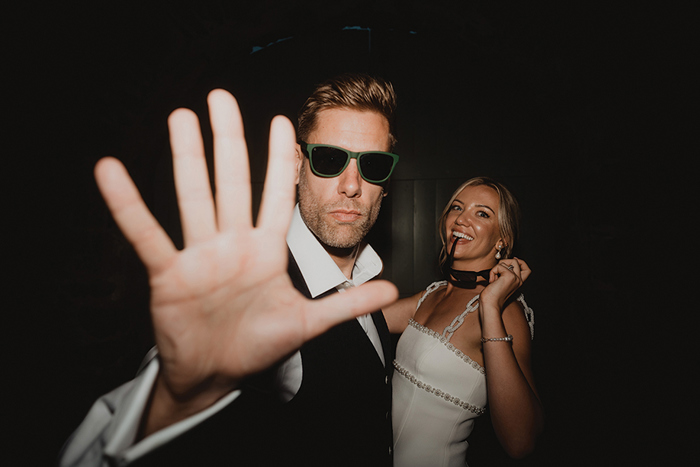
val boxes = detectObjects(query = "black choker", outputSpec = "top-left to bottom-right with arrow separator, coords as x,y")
442,239 -> 490,289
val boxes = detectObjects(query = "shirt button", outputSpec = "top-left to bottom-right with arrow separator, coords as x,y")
385,375 -> 389,384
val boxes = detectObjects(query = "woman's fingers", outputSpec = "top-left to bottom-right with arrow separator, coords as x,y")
515,257 -> 531,282
490,259 -> 523,285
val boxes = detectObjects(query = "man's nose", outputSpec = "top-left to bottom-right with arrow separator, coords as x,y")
337,159 -> 362,198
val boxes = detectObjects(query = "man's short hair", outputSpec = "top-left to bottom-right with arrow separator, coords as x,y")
297,73 -> 398,150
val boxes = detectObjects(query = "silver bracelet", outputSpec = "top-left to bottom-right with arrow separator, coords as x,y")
481,334 -> 513,343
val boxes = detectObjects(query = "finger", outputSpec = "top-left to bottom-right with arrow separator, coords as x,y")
489,263 -> 501,283
256,115 -> 298,235
169,108 -> 217,245
95,157 -> 176,273
515,257 -> 531,282
209,90 -> 252,231
304,280 -> 399,335
506,261 -> 522,286
508,259 -> 521,277
490,261 -> 518,283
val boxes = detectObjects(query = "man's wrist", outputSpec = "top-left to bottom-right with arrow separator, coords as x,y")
141,373 -> 239,438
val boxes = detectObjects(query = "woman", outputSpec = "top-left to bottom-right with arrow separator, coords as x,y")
384,177 -> 543,466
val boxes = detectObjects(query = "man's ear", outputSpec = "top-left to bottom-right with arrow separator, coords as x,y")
381,179 -> 391,197
294,143 -> 303,185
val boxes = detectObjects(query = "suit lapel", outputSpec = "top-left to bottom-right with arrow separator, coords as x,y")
371,310 -> 393,368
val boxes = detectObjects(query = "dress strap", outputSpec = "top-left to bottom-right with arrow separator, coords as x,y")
517,294 -> 535,339
415,281 -> 447,311
441,294 -> 480,342
416,284 -> 535,341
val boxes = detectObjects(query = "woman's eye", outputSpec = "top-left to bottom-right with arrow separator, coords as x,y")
477,210 -> 489,218
450,205 -> 462,212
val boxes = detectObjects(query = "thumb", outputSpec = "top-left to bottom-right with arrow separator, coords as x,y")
304,280 -> 399,335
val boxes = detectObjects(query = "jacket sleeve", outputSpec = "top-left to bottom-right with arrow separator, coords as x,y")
58,349 -> 241,467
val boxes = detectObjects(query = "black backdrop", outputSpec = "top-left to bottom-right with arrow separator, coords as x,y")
9,1 -> 694,465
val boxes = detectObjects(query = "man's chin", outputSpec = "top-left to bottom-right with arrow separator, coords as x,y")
316,224 -> 366,250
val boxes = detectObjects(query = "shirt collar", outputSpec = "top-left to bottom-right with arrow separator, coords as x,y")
286,204 -> 383,298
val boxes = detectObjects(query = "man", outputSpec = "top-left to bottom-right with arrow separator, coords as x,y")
60,74 -> 399,466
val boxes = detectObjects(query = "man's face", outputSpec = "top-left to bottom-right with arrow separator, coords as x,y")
297,108 -> 390,249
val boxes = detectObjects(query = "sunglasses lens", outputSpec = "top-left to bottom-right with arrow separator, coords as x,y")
359,153 -> 395,182
311,146 -> 348,176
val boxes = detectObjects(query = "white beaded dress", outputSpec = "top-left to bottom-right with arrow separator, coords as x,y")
392,281 -> 534,467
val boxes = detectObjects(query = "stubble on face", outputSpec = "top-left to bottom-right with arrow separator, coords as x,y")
297,163 -> 384,249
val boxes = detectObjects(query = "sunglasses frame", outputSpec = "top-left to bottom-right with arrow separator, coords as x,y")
300,141 -> 399,184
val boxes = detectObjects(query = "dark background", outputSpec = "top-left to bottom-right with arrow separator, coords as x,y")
9,1 -> 694,465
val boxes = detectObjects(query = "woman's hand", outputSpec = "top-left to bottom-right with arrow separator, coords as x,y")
479,258 -> 531,311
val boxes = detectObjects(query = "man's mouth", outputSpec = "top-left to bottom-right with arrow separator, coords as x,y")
329,209 -> 362,223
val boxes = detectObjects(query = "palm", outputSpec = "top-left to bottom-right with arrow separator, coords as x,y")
146,228 -> 292,391
95,90 -> 397,401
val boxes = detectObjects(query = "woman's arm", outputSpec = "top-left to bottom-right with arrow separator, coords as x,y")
479,260 -> 543,458
382,292 -> 422,334
482,300 -> 543,458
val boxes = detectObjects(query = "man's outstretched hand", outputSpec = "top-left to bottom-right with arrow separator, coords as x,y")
94,90 -> 398,436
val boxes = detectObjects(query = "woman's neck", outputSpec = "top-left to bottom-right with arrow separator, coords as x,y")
444,279 -> 488,296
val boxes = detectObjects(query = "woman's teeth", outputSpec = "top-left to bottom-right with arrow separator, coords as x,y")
453,232 -> 473,241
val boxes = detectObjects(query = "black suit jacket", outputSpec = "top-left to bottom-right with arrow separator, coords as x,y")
279,251 -> 394,466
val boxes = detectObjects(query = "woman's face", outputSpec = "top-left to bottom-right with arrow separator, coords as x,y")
445,185 -> 504,270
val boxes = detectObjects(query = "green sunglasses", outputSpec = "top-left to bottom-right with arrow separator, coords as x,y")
300,142 -> 399,184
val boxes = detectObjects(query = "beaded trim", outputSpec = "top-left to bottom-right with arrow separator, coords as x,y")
393,361 -> 486,415
408,319 -> 486,374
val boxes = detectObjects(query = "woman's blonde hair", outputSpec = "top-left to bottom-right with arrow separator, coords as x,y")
438,177 -> 521,268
